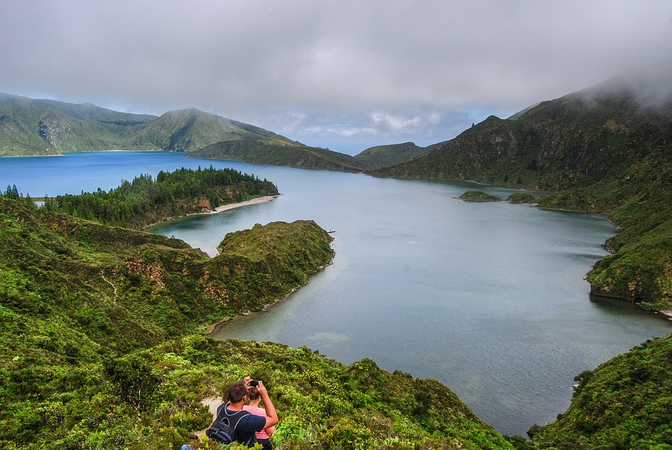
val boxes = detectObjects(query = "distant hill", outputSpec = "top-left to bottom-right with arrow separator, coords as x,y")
0,93 -> 300,156
0,92 -> 155,155
372,78 -> 672,193
0,92 -> 416,172
189,139 -> 365,172
131,108 -> 300,152
353,141 -> 430,169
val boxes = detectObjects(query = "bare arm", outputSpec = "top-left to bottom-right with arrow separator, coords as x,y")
256,381 -> 278,429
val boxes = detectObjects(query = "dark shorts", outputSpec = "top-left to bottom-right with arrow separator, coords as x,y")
257,438 -> 272,450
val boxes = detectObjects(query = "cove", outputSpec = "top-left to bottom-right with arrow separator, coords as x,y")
3,151 -> 671,437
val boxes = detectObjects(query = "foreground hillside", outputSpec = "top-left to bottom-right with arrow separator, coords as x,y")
0,196 -> 334,350
373,79 -> 672,312
0,196 -> 513,449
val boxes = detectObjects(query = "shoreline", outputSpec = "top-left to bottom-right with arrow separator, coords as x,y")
203,260 -> 333,337
144,194 -> 279,229
205,195 -> 278,214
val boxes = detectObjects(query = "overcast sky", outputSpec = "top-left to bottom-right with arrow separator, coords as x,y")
1,0 -> 671,154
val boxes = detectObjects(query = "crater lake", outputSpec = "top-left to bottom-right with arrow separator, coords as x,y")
3,151 -> 671,436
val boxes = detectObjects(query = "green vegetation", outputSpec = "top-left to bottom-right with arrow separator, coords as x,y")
189,140 -> 364,173
0,194 -> 515,448
0,195 -> 334,349
4,81 -> 672,447
0,93 -> 155,155
0,92 -> 369,173
131,108 -> 301,153
506,193 -> 537,204
41,166 -> 278,229
459,190 -> 501,202
526,333 -> 672,449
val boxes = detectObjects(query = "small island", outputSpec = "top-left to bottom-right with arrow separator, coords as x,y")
459,190 -> 502,202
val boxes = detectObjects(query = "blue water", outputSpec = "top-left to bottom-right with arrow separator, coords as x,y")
2,151 -> 670,436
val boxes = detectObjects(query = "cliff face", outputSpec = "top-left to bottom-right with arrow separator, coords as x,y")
38,110 -> 70,149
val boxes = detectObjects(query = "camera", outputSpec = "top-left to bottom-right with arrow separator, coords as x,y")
249,380 -> 259,387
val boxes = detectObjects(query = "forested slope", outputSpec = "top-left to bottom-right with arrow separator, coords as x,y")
40,166 -> 278,229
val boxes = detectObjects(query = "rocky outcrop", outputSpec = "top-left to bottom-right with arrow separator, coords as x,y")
39,110 -> 70,149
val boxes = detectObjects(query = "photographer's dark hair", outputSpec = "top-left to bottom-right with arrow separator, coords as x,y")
228,380 -> 247,403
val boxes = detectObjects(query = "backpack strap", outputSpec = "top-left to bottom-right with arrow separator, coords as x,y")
214,403 -> 251,442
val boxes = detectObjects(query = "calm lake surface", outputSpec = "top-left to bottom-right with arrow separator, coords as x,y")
3,151 -> 671,436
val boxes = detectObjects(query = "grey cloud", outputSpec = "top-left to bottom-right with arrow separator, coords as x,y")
1,0 -> 671,153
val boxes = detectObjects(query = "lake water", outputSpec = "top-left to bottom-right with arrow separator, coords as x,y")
2,151 -> 671,436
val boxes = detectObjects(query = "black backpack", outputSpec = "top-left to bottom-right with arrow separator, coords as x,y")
205,404 -> 251,445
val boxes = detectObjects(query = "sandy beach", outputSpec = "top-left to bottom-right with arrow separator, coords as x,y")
144,195 -> 279,230
207,195 -> 278,214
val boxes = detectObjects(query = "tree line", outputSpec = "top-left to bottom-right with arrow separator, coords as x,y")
39,166 -> 278,228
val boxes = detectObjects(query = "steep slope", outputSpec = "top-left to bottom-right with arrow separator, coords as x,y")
189,139 -> 365,172
528,333 -> 672,449
373,79 -> 672,193
353,141 -> 430,169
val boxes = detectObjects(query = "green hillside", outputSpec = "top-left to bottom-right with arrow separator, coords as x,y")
527,333 -> 672,449
372,79 -> 672,312
189,139 -> 365,172
131,108 -> 300,153
0,93 -> 301,156
373,81 -> 672,193
353,141 -> 430,169
0,195 -> 514,449
0,93 -> 155,155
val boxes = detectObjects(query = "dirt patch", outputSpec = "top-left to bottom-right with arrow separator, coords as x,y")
194,396 -> 223,437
